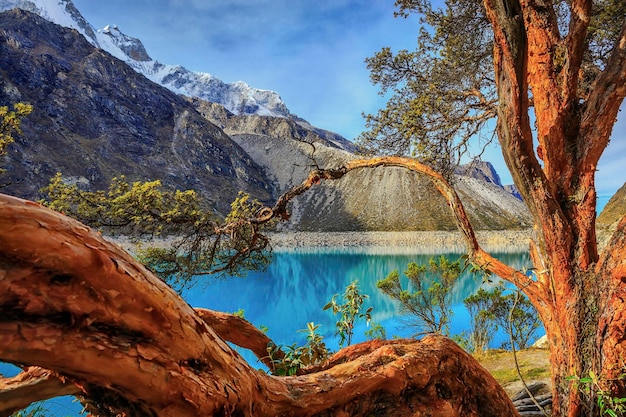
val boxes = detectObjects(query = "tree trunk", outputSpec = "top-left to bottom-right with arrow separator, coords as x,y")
0,193 -> 521,416
481,0 -> 626,413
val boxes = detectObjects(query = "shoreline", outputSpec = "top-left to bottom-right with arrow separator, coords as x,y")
111,229 -> 534,255
267,230 -> 533,253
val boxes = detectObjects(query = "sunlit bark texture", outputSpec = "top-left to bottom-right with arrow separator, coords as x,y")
363,0 -> 626,415
0,194 -> 521,416
482,0 -> 626,415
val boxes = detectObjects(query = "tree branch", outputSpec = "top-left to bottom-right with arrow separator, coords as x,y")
0,367 -> 81,416
0,193 -> 520,416
255,156 -> 546,305
194,308 -> 284,369
563,0 -> 592,103
580,20 -> 626,168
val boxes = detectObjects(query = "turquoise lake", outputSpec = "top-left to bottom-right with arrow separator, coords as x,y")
2,246 -> 535,416
182,247 -> 535,363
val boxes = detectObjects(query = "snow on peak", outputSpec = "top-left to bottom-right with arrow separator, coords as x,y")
0,0 -> 292,118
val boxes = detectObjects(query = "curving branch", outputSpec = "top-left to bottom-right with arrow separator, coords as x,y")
255,156 -> 545,305
0,367 -> 81,416
194,308 -> 284,369
0,193 -> 521,416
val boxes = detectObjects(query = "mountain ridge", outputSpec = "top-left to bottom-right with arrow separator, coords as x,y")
0,0 -> 294,119
0,8 -> 273,214
0,7 -> 533,231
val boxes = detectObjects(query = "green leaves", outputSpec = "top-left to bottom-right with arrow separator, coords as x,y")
265,322 -> 329,376
377,256 -> 460,337
359,0 -> 496,175
0,102 -> 32,174
324,280 -> 373,348
41,175 -> 274,290
569,371 -> 626,417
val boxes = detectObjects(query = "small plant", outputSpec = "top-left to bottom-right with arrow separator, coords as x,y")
569,370 -> 626,417
265,322 -> 329,376
323,280 -> 372,347
297,322 -> 330,365
464,287 -> 500,354
377,256 -> 460,337
463,283 -> 542,353
365,322 -> 387,341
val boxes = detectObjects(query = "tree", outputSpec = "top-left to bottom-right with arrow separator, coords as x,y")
463,284 -> 542,352
359,0 -> 626,415
0,193 -> 520,416
1,0 -> 625,412
377,256 -> 460,336
464,287 -> 500,354
492,287 -> 542,351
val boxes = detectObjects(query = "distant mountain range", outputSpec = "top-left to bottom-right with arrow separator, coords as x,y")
0,0 -> 292,118
0,2 -> 533,231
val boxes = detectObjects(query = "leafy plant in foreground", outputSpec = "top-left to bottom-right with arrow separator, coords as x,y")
377,256 -> 460,337
265,322 -> 329,376
569,370 -> 626,417
324,280 -> 373,348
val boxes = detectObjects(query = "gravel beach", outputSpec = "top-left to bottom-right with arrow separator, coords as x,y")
111,230 -> 533,254
267,230 -> 533,253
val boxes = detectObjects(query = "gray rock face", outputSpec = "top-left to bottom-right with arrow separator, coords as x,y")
0,9 -> 271,214
197,103 -> 532,231
0,0 -> 293,119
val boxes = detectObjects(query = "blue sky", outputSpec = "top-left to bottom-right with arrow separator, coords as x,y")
72,0 -> 625,209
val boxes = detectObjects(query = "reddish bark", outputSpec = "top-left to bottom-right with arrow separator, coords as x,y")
479,0 -> 626,415
0,194 -> 520,416
0,367 -> 81,415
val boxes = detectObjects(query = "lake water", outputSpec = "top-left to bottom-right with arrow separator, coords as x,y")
2,246 -> 534,416
182,247 -> 535,364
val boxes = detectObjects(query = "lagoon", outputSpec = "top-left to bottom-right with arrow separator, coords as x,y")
182,246 -> 535,364
2,241 -> 535,416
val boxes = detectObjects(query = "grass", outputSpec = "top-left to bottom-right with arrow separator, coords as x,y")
475,348 -> 551,395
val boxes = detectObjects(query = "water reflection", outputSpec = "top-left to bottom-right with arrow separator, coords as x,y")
183,248 -> 533,358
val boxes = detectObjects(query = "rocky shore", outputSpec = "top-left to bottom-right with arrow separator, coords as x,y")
267,230 -> 533,253
111,229 -> 533,254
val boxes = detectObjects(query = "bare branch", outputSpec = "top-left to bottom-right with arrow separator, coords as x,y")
253,156 -> 547,305
195,308 -> 284,369
0,367 -> 81,416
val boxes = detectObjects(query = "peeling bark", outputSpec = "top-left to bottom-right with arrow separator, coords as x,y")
0,194 -> 520,416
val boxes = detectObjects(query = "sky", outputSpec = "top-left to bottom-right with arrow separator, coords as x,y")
71,0 -> 625,210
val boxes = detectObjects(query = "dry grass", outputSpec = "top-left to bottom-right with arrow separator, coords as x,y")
476,348 -> 552,397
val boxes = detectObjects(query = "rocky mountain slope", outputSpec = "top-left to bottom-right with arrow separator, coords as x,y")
0,0 -> 292,118
0,7 -> 531,231
198,102 -> 531,231
0,9 -> 272,214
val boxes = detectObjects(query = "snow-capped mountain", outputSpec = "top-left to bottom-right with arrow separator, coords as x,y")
0,0 -> 291,118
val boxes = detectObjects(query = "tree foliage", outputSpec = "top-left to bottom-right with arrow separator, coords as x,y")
463,287 -> 499,354
359,0 -> 624,174
41,174 -> 274,290
377,256 -> 460,336
359,0 -> 496,175
0,102 -> 32,173
464,284 -> 541,353
361,0 -> 626,414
